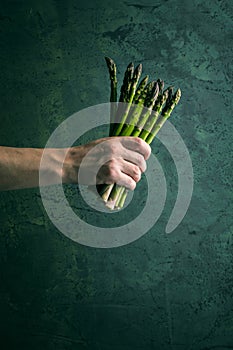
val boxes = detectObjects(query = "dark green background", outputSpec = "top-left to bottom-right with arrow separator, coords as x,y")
0,0 -> 233,349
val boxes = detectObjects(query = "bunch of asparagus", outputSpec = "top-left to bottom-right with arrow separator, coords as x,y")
96,57 -> 181,210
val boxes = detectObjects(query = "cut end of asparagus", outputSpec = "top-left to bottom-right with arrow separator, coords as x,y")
105,200 -> 117,210
98,184 -> 114,202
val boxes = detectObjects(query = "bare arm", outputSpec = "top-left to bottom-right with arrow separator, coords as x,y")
0,137 -> 151,191
0,146 -> 65,190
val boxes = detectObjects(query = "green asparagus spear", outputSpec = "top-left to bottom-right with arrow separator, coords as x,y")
139,87 -> 169,140
114,63 -> 142,136
106,185 -> 124,209
113,62 -> 134,128
157,78 -> 164,93
105,57 -> 117,104
99,183 -> 115,203
115,187 -> 126,208
105,57 -> 117,136
120,81 -> 155,136
98,63 -> 134,202
95,58 -> 118,199
99,63 -> 141,203
146,88 -> 181,144
112,62 -> 134,134
118,62 -> 134,102
133,75 -> 149,104
131,82 -> 159,137
116,188 -> 128,209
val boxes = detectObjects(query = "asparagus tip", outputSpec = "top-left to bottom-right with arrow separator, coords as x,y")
127,62 -> 134,69
105,56 -> 113,64
157,78 -> 165,92
174,88 -> 182,103
136,63 -> 143,71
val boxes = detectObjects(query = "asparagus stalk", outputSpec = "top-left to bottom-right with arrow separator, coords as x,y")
131,82 -> 160,137
128,63 -> 143,102
105,185 -> 125,210
99,183 -> 115,202
103,68 -> 147,208
157,78 -> 165,93
95,58 -> 117,200
120,81 -> 156,136
117,62 -> 133,103
104,184 -> 117,209
105,57 -> 117,135
112,62 -> 134,134
114,63 -> 142,136
99,63 -> 142,205
139,87 -> 169,140
133,75 -> 149,104
117,189 -> 128,209
105,57 -> 117,104
146,88 -> 182,144
115,187 -> 126,208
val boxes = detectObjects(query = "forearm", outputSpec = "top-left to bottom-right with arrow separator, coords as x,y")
0,146 -> 67,191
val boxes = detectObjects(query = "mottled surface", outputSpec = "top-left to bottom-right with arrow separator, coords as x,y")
0,0 -> 233,349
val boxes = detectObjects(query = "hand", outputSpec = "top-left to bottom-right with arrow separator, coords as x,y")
62,136 -> 151,190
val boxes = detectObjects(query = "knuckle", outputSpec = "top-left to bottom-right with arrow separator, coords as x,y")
143,160 -> 147,172
134,137 -> 144,147
104,141 -> 117,155
108,158 -> 117,167
133,137 -> 151,160
145,144 -> 151,160
135,171 -> 141,182
133,164 -> 139,173
107,158 -> 120,172
130,180 -> 136,191
108,143 -> 116,154
104,161 -> 117,180
108,169 -> 117,181
137,154 -> 146,171
135,175 -> 141,183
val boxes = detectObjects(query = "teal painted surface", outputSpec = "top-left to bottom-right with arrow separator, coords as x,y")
0,0 -> 233,349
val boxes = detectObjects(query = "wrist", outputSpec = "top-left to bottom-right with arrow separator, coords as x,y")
40,148 -> 70,186
60,146 -> 84,185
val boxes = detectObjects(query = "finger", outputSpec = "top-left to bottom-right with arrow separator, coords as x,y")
97,158 -> 138,190
120,136 -> 151,160
116,172 -> 137,191
120,161 -> 141,183
122,149 -> 146,172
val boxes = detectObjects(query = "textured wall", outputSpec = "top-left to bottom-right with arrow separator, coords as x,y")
0,0 -> 233,349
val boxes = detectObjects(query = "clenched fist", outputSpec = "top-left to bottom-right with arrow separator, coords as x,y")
62,136 -> 151,190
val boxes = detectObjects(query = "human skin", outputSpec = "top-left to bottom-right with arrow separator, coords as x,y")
0,136 -> 151,191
